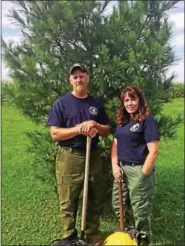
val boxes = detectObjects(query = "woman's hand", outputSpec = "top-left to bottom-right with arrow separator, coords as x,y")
112,165 -> 122,182
111,139 -> 122,182
142,140 -> 159,176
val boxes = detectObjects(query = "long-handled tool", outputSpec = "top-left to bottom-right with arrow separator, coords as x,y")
104,181 -> 137,245
118,180 -> 124,232
80,136 -> 91,241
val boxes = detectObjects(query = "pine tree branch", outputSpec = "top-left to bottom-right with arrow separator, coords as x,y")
100,0 -> 111,14
55,39 -> 65,55
14,1 -> 28,12
77,14 -> 96,55
8,8 -> 27,28
19,67 -> 41,82
136,14 -> 149,41
68,40 -> 88,52
161,1 -> 179,12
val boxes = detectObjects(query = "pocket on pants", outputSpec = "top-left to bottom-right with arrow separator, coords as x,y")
56,148 -> 84,176
139,167 -> 155,197
139,166 -> 154,179
59,175 -> 82,208
60,177 -> 71,206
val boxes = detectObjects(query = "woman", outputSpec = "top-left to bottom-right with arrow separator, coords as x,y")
111,86 -> 159,246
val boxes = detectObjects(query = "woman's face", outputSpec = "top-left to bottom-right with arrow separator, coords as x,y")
123,93 -> 139,115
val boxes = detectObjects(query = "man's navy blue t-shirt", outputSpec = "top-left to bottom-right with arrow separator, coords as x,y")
47,93 -> 109,150
115,115 -> 160,164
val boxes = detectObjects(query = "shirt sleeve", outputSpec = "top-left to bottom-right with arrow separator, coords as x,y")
115,129 -> 118,139
143,115 -> 160,143
47,99 -> 65,127
97,102 -> 110,125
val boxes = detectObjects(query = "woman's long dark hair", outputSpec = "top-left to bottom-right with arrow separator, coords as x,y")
116,86 -> 150,127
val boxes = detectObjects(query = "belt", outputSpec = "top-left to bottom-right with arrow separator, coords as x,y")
60,146 -> 85,153
59,146 -> 97,153
120,161 -> 142,166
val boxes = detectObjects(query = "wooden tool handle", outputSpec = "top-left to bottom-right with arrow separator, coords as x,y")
118,181 -> 124,231
81,136 -> 91,239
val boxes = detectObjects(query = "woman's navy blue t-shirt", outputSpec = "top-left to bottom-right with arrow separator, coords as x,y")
115,115 -> 160,164
47,93 -> 109,150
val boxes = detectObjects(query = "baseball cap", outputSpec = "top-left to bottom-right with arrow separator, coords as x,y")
69,63 -> 88,75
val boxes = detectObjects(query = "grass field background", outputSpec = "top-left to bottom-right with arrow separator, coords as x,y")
2,99 -> 184,245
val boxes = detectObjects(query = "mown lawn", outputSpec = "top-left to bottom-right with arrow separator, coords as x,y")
2,99 -> 184,245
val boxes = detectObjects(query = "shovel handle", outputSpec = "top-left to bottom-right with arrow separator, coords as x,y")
81,136 -> 91,239
118,181 -> 124,231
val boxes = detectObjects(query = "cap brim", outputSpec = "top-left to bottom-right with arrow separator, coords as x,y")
70,65 -> 88,74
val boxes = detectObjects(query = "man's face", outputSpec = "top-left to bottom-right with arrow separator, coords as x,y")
69,70 -> 89,94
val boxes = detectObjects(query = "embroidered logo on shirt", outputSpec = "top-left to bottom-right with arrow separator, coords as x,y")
130,123 -> 139,132
89,106 -> 98,116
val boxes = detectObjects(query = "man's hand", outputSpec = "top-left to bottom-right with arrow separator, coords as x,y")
75,124 -> 84,134
76,120 -> 110,138
80,120 -> 98,135
76,121 -> 98,138
88,127 -> 98,138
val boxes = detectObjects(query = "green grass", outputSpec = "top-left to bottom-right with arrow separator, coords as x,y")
151,99 -> 184,245
2,100 -> 184,245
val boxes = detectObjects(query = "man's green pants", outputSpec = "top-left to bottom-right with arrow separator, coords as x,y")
112,164 -> 155,244
55,146 -> 103,241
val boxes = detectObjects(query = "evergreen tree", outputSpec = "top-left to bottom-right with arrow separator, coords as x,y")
2,0 -> 182,195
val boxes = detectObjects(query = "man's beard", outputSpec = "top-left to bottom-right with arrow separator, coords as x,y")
75,85 -> 86,95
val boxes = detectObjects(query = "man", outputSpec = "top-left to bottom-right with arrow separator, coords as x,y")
47,63 -> 110,245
